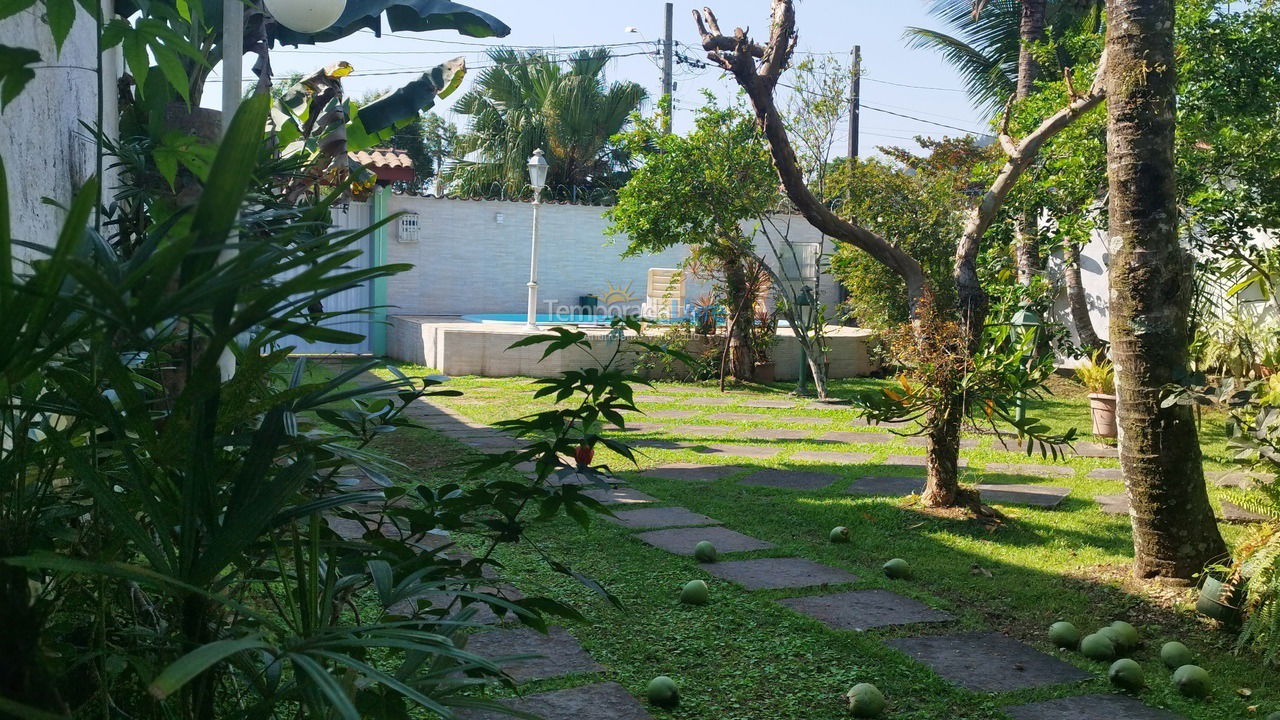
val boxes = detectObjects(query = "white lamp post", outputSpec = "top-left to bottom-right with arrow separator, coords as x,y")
524,149 -> 550,330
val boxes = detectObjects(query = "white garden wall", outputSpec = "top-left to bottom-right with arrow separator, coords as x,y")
382,195 -> 837,318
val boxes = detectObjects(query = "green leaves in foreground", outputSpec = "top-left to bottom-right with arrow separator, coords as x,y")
0,44 -> 39,109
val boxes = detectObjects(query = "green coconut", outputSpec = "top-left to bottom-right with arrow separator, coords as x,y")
1048,621 -> 1081,650
1172,664 -> 1211,698
1080,632 -> 1116,661
692,540 -> 718,563
830,526 -> 851,544
679,580 -> 709,606
845,683 -> 886,718
1108,658 -> 1145,691
646,676 -> 680,708
1106,621 -> 1140,653
882,558 -> 912,580
1160,641 -> 1194,669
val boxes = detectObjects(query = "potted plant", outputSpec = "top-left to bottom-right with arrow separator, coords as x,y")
1076,351 -> 1117,438
751,309 -> 779,383
1196,563 -> 1246,627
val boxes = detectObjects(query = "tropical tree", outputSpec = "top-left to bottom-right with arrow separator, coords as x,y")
1105,0 -> 1228,580
446,48 -> 647,197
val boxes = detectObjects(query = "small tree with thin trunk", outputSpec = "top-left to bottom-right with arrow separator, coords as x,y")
694,0 -> 1105,508
1104,0 -> 1227,580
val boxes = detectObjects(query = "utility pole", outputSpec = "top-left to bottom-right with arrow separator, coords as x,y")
848,45 -> 861,159
662,1 -> 674,133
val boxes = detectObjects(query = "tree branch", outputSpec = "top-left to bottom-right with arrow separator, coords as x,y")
693,1 -> 929,306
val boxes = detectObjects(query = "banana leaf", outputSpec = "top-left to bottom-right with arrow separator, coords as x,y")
347,58 -> 465,149
271,0 -> 509,47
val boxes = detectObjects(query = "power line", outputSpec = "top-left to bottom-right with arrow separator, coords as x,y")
862,76 -> 968,93
208,50 -> 662,82
861,104 -> 987,135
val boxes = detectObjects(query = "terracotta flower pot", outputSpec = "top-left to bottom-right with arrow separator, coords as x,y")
1089,392 -> 1117,438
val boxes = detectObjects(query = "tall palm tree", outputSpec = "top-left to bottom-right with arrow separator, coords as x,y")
445,48 -> 648,197
904,0 -> 1103,114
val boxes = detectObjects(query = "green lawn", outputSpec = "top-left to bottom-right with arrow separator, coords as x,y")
367,365 -> 1274,720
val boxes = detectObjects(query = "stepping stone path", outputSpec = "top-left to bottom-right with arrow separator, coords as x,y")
886,632 -> 1090,692
779,589 -> 953,631
707,412 -> 768,422
743,399 -> 796,409
458,682 -> 653,720
634,526 -> 776,555
791,450 -> 874,465
464,627 -> 603,682
604,506 -> 721,530
820,431 -> 893,444
846,476 -> 925,496
740,469 -> 840,490
775,416 -> 834,425
696,443 -> 782,459
1209,469 -> 1266,488
886,454 -> 972,468
748,428 -> 812,440
1096,493 -> 1129,515
639,463 -> 746,482
704,557 -> 858,590
641,410 -> 700,420
668,424 -> 735,437
630,439 -> 695,450
1088,468 -> 1124,481
614,422 -> 663,433
684,396 -> 736,406
984,462 -> 1074,478
1221,501 -> 1268,523
632,395 -> 673,404
582,487 -> 657,505
975,483 -> 1071,508
1072,441 -> 1119,458
1004,694 -> 1185,720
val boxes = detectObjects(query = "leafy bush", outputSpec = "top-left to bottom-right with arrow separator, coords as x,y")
1075,351 -> 1115,394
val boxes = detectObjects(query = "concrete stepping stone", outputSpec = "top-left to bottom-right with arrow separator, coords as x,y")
1221,501 -> 1268,523
1088,468 -> 1124,481
904,436 -> 980,449
984,462 -> 1073,478
464,627 -> 604,683
820,431 -> 893,444
685,396 -> 736,406
886,632 -> 1090,692
458,682 -> 652,720
743,399 -> 796,409
1096,493 -> 1130,515
775,416 -> 834,425
634,526 -> 776,555
582,487 -> 657,505
643,410 -> 700,420
1005,694 -> 1185,720
639,463 -> 747,482
634,396 -> 675,405
604,506 -> 721,530
708,412 -> 768,422
613,422 -> 663,433
668,424 -> 735,437
696,443 -> 782,459
975,484 -> 1071,508
1208,469 -> 1266,488
792,451 -> 875,465
545,471 -> 625,487
779,589 -> 953,631
740,469 -> 840,490
652,385 -> 700,394
630,439 -> 695,450
884,455 -> 969,468
1072,441 -> 1119,458
706,557 -> 858,590
846,476 -> 926,496
748,428 -> 812,441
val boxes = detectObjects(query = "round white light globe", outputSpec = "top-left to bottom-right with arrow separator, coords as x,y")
265,0 -> 346,34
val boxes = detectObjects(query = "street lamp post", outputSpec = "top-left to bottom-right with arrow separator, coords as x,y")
794,285 -> 816,396
1010,305 -> 1042,424
525,149 -> 550,331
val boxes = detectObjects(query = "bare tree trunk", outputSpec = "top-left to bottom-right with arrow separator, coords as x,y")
724,257 -> 755,382
1105,0 -> 1227,581
923,392 -> 964,506
1064,242 -> 1105,350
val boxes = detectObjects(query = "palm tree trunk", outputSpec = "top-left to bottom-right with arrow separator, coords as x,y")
1105,0 -> 1227,581
1064,242 -> 1105,350
1015,0 -> 1047,287
724,257 -> 755,382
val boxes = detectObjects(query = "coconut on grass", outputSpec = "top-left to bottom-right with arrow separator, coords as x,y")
647,676 -> 680,708
1108,658 -> 1145,691
693,541 -> 718,563
882,558 -> 911,579
1103,620 -> 1139,654
1048,621 -> 1080,650
830,526 -> 851,543
679,580 -> 709,606
1160,641 -> 1194,669
1080,632 -> 1116,661
845,683 -> 886,718
1172,665 -> 1211,698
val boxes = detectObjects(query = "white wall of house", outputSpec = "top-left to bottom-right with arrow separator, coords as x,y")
0,6 -> 100,266
383,195 -> 837,318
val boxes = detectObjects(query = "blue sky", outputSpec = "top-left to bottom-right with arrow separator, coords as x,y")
218,0 -> 994,155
